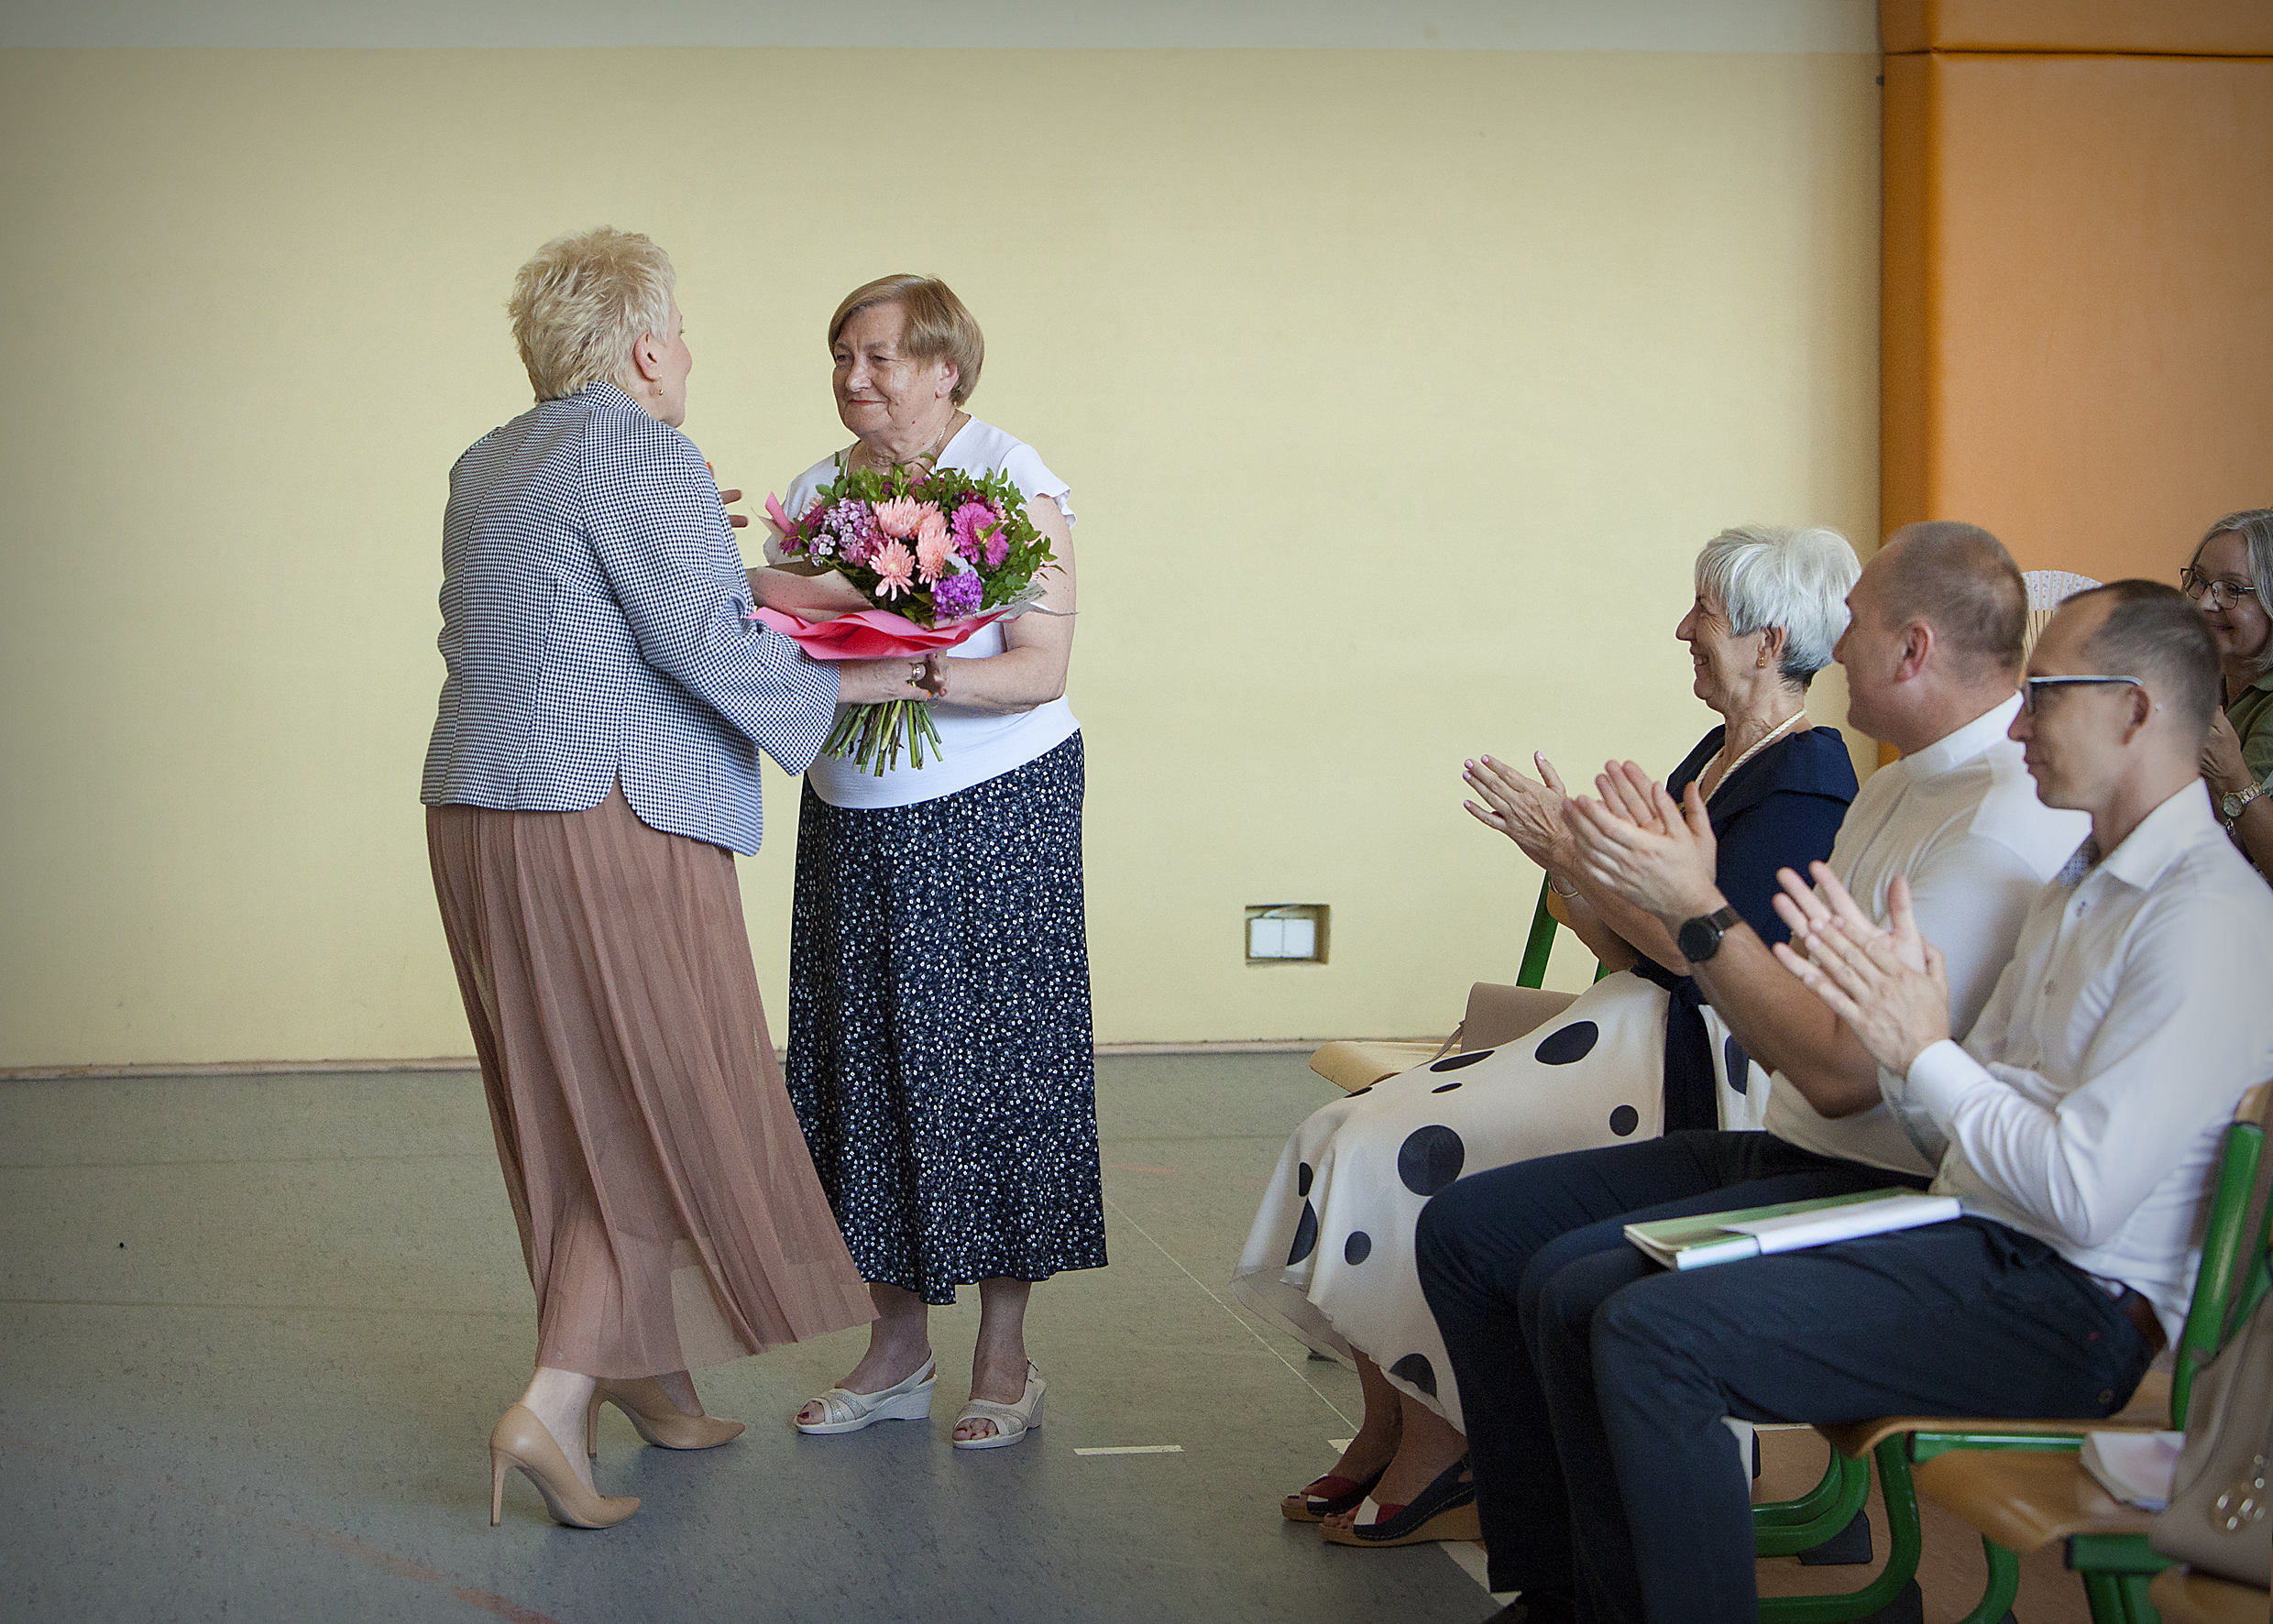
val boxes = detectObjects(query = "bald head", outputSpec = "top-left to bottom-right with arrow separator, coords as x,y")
1871,521 -> 2027,676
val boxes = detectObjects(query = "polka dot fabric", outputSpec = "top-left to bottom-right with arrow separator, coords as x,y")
785,734 -> 1107,1305
1230,969 -> 1674,1432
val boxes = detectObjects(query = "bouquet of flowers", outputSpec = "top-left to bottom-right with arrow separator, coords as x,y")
756,461 -> 1059,774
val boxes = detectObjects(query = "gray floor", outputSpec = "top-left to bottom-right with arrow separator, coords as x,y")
0,1055 -> 1498,1624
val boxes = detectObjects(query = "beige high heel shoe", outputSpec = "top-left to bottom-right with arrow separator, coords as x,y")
584,1377 -> 745,1454
489,1404 -> 639,1530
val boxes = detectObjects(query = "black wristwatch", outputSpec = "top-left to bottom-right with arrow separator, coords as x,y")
1676,905 -> 1743,964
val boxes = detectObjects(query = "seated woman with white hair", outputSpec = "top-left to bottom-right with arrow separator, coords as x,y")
1232,524 -> 1861,1549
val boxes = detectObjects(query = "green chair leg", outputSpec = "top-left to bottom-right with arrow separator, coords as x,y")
2080,1571 -> 2128,1623
1949,1537 -> 2022,1624
1755,1450 -> 1872,1554
2114,1573 -> 2161,1624
1753,1448 -> 1850,1529
1758,1439 -> 1926,1624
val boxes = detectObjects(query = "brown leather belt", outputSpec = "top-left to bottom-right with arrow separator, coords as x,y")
2119,1288 -> 2167,1356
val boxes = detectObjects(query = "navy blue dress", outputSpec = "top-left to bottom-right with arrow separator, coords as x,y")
1630,726 -> 1857,1131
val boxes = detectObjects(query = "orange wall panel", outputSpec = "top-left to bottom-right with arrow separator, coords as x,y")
1883,51 -> 2273,579
1883,0 -> 2273,57
1880,53 -> 1934,548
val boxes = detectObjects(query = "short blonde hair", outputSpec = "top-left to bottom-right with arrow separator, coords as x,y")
828,275 -> 984,405
507,227 -> 675,401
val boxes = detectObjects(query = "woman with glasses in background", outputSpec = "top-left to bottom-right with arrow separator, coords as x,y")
2182,509 -> 2273,881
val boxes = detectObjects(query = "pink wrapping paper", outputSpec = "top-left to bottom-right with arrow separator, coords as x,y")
750,605 -> 1005,661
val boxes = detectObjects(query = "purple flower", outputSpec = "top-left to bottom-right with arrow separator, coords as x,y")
983,532 -> 1010,569
931,571 -> 983,620
821,498 -> 879,566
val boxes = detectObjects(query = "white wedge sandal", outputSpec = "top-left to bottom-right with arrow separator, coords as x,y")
794,1356 -> 938,1435
951,1364 -> 1046,1451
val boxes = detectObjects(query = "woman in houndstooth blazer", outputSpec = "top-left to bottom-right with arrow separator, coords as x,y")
422,228 -> 937,1530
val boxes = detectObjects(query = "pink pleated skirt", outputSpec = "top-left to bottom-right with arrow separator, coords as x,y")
427,785 -> 874,1377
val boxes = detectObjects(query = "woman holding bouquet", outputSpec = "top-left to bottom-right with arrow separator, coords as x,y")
1232,526 -> 1861,1546
422,229 -> 934,1528
755,275 -> 1101,1449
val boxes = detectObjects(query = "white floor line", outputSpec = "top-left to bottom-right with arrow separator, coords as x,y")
1072,1444 -> 1185,1456
1101,1192 -> 1358,1430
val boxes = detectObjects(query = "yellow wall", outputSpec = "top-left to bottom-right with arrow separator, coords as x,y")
0,46 -> 1882,1066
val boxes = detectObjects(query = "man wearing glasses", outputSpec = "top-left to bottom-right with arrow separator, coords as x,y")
1445,580 -> 2273,1624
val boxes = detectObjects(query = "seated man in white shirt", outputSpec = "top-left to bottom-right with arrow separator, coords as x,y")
1510,581 -> 2273,1624
1414,522 -> 2088,1622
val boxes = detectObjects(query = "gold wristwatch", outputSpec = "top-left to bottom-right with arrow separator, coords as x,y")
2223,780 -> 2265,830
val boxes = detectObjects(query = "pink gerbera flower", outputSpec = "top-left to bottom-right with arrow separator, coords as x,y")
914,510 -> 954,582
873,498 -> 923,539
870,538 -> 917,598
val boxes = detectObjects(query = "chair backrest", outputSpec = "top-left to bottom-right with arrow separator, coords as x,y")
2021,569 -> 2102,661
1460,981 -> 1581,1051
2171,1082 -> 2272,1428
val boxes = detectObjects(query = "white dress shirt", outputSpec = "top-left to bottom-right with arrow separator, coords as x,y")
1764,697 -> 2092,1175
1907,782 -> 2273,1344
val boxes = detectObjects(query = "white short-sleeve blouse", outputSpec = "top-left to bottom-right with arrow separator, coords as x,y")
772,418 -> 1081,809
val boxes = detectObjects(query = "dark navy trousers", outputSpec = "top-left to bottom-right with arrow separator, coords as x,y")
1413,1131 -> 2153,1623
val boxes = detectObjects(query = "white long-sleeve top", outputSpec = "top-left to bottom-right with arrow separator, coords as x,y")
1766,696 -> 2089,1176
1906,782 -> 2273,1344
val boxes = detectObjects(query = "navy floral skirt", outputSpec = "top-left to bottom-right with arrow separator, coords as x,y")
785,733 -> 1107,1304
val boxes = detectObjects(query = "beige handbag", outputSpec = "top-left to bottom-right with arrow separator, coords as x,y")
2150,1288 -> 2271,1587
2150,1092 -> 2273,1589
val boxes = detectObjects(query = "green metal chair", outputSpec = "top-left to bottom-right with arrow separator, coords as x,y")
1910,1083 -> 2270,1624
1751,1083 -> 2270,1624
1516,872 -> 1561,988
1518,872 -> 1617,988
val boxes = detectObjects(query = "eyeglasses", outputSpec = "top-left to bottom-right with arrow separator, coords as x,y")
2021,675 -> 2145,714
2180,568 -> 2260,611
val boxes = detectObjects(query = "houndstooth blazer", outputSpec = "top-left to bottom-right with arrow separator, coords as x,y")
420,380 -> 837,855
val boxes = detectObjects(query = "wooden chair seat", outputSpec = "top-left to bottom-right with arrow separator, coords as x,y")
1310,1039 -> 1444,1092
1817,1369 -> 2171,1459
1911,1449 -> 2149,1554
2148,1565 -> 2273,1624
1308,982 -> 1582,1094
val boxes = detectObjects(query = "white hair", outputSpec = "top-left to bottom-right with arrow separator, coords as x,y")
506,226 -> 675,401
1694,524 -> 1861,687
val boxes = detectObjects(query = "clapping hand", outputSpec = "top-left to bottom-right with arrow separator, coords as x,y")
2203,708 -> 2252,798
1464,752 -> 1576,872
1769,868 -> 1949,1075
1562,763 -> 1723,925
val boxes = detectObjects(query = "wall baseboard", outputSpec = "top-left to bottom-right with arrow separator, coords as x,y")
0,1039 -> 1435,1081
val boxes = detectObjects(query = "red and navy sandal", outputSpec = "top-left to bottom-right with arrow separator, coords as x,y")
1319,1455 -> 1479,1547
1279,1463 -> 1388,1522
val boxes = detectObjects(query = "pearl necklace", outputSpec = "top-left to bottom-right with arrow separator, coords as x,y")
1707,708 -> 1806,799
